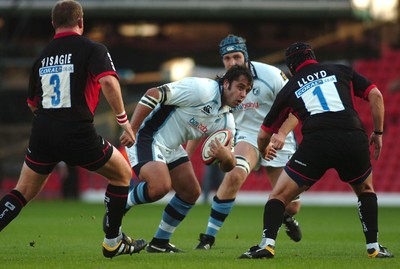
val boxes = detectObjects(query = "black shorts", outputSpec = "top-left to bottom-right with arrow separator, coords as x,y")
25,115 -> 113,175
285,129 -> 372,187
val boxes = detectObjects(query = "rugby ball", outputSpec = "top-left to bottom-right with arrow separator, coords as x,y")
201,129 -> 233,165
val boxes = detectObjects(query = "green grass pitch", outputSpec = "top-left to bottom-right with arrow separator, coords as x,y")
0,200 -> 398,269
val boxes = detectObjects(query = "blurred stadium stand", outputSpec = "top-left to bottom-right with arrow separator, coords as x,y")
0,0 -> 354,18
0,0 -> 399,203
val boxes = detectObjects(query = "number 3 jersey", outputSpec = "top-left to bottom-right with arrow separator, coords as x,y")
262,61 -> 376,134
27,32 -> 118,122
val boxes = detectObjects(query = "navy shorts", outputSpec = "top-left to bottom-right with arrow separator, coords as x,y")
285,129 -> 372,187
25,115 -> 113,175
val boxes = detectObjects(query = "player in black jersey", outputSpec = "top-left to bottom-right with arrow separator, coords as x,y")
239,42 -> 393,259
0,0 -> 146,258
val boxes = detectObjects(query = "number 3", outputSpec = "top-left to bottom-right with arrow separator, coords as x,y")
50,74 -> 61,106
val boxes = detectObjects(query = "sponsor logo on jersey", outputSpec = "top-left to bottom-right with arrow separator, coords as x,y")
231,102 -> 260,112
252,86 -> 260,96
201,105 -> 212,115
188,117 -> 208,134
295,75 -> 337,98
39,64 -> 74,76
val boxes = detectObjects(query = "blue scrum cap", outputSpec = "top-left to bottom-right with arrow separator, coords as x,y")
219,34 -> 249,62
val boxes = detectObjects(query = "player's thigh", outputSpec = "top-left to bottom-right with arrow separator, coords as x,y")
15,162 -> 49,201
351,173 -> 375,196
270,170 -> 307,205
95,147 -> 132,186
265,166 -> 284,187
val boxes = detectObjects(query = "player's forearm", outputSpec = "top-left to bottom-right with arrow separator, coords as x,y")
257,127 -> 273,153
100,75 -> 126,115
278,113 -> 298,137
368,87 -> 384,133
218,152 -> 236,172
129,87 -> 161,132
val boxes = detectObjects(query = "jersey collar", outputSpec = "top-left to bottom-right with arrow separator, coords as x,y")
296,60 -> 318,72
248,61 -> 258,79
54,31 -> 80,39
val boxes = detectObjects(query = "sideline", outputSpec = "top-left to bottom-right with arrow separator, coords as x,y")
81,190 -> 400,206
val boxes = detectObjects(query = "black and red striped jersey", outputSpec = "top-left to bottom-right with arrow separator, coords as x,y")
27,32 -> 118,122
262,61 -> 376,135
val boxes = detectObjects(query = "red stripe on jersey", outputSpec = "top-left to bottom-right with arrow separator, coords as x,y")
349,81 -> 357,111
85,73 -> 101,116
54,32 -> 80,39
261,124 -> 277,134
85,72 -> 119,116
363,84 -> 377,101
27,96 -> 41,107
96,71 -> 120,82
296,60 -> 318,72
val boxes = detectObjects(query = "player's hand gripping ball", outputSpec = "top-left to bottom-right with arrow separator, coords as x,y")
201,129 -> 233,165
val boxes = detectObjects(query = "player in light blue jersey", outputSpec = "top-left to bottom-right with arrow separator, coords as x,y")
120,65 -> 253,253
192,35 -> 301,250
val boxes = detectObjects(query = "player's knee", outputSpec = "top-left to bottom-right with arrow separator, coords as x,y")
192,185 -> 202,199
224,171 -> 246,191
148,180 -> 171,200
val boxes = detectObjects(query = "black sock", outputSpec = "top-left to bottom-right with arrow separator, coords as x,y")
263,199 -> 285,240
0,190 -> 27,232
104,184 -> 129,239
357,192 -> 378,244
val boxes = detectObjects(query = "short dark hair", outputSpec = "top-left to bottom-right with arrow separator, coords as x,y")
285,42 -> 316,74
52,0 -> 83,29
219,65 -> 253,89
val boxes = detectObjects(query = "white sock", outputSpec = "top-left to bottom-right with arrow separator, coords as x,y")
104,233 -> 123,248
367,242 -> 379,250
259,238 -> 275,248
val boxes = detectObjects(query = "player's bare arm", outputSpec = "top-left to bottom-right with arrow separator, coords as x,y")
257,127 -> 277,161
272,113 -> 299,150
99,75 -> 135,146
209,137 -> 236,172
367,87 -> 384,160
120,87 -> 163,147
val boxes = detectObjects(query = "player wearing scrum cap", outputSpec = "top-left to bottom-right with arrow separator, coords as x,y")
192,35 -> 301,250
239,42 -> 393,259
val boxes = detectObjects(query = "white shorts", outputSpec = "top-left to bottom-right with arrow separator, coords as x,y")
126,141 -> 187,168
235,129 -> 297,168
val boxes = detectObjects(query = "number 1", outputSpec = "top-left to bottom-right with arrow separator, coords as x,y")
312,86 -> 329,111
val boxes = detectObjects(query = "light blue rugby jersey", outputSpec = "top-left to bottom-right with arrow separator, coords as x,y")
136,77 -> 235,151
230,61 -> 297,152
